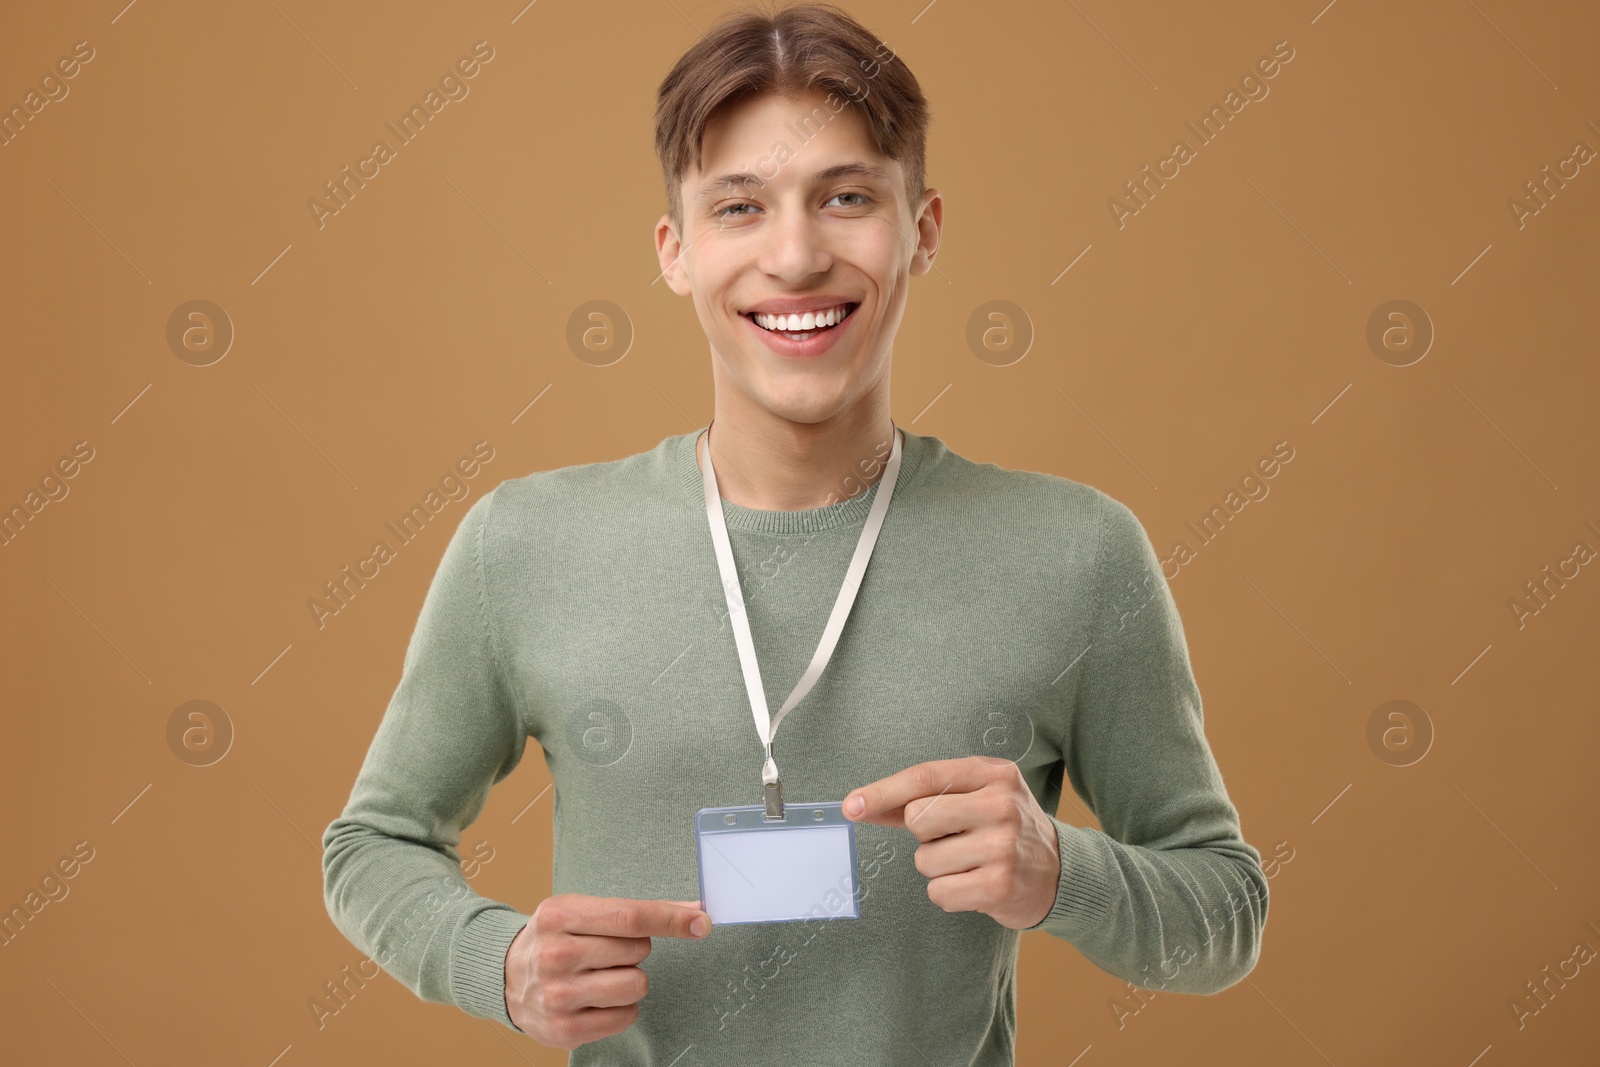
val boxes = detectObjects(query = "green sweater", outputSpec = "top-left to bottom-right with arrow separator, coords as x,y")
321,426 -> 1268,1064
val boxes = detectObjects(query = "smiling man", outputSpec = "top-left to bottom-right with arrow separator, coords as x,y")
321,3 -> 1268,1063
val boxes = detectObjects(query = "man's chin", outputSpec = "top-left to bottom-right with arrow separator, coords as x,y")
742,391 -> 847,427
713,354 -> 861,425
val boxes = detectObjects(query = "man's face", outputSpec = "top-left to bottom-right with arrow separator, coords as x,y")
656,89 -> 941,427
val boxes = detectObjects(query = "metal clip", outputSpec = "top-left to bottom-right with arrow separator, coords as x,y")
763,777 -> 785,821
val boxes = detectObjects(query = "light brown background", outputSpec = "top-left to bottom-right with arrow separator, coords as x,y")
2,0 -> 1596,1064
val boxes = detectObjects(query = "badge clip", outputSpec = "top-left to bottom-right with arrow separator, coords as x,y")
763,778 -> 785,821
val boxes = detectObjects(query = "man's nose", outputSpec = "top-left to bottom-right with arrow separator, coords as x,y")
757,208 -> 832,281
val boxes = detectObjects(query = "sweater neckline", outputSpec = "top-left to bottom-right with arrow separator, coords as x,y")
673,424 -> 927,536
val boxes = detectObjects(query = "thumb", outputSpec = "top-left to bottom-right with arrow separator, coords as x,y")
667,898 -> 711,937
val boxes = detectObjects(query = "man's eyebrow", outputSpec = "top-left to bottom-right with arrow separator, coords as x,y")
693,162 -> 893,204
694,173 -> 764,204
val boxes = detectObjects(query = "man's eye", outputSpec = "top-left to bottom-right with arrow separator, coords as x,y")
714,192 -> 871,219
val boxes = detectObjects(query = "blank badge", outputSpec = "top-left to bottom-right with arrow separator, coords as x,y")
695,802 -> 860,925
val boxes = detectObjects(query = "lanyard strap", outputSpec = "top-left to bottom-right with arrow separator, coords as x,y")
698,423 -> 904,798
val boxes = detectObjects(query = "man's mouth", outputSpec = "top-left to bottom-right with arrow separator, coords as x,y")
742,302 -> 859,341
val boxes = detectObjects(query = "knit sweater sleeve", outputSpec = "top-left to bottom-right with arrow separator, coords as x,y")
320,486 -> 532,1031
1023,491 -> 1269,994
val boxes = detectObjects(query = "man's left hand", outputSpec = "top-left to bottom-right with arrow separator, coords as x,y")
844,756 -> 1061,930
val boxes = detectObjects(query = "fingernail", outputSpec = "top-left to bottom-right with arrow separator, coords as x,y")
845,794 -> 863,817
691,916 -> 709,937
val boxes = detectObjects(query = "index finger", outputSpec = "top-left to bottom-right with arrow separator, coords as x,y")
561,896 -> 711,940
844,756 -> 1010,827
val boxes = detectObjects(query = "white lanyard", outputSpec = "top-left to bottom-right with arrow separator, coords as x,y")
698,423 -> 904,817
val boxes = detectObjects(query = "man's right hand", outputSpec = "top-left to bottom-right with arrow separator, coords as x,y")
503,894 -> 712,1049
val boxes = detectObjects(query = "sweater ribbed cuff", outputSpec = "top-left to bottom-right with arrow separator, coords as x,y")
1025,817 -> 1114,941
449,906 -> 532,1030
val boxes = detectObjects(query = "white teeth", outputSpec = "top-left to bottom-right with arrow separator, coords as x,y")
752,304 -> 852,332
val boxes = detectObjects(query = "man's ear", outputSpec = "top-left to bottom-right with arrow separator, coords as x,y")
655,214 -> 693,297
909,188 -> 943,278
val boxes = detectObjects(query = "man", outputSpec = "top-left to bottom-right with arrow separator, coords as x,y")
321,3 -> 1268,1062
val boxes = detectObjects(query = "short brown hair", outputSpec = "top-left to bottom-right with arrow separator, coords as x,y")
654,1 -> 930,233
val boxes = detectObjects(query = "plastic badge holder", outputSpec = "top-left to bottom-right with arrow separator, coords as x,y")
695,801 -> 860,926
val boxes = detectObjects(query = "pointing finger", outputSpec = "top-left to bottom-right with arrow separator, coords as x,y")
844,757 -> 1007,827
560,897 -> 712,940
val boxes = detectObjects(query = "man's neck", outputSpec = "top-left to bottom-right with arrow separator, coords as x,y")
699,403 -> 898,512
